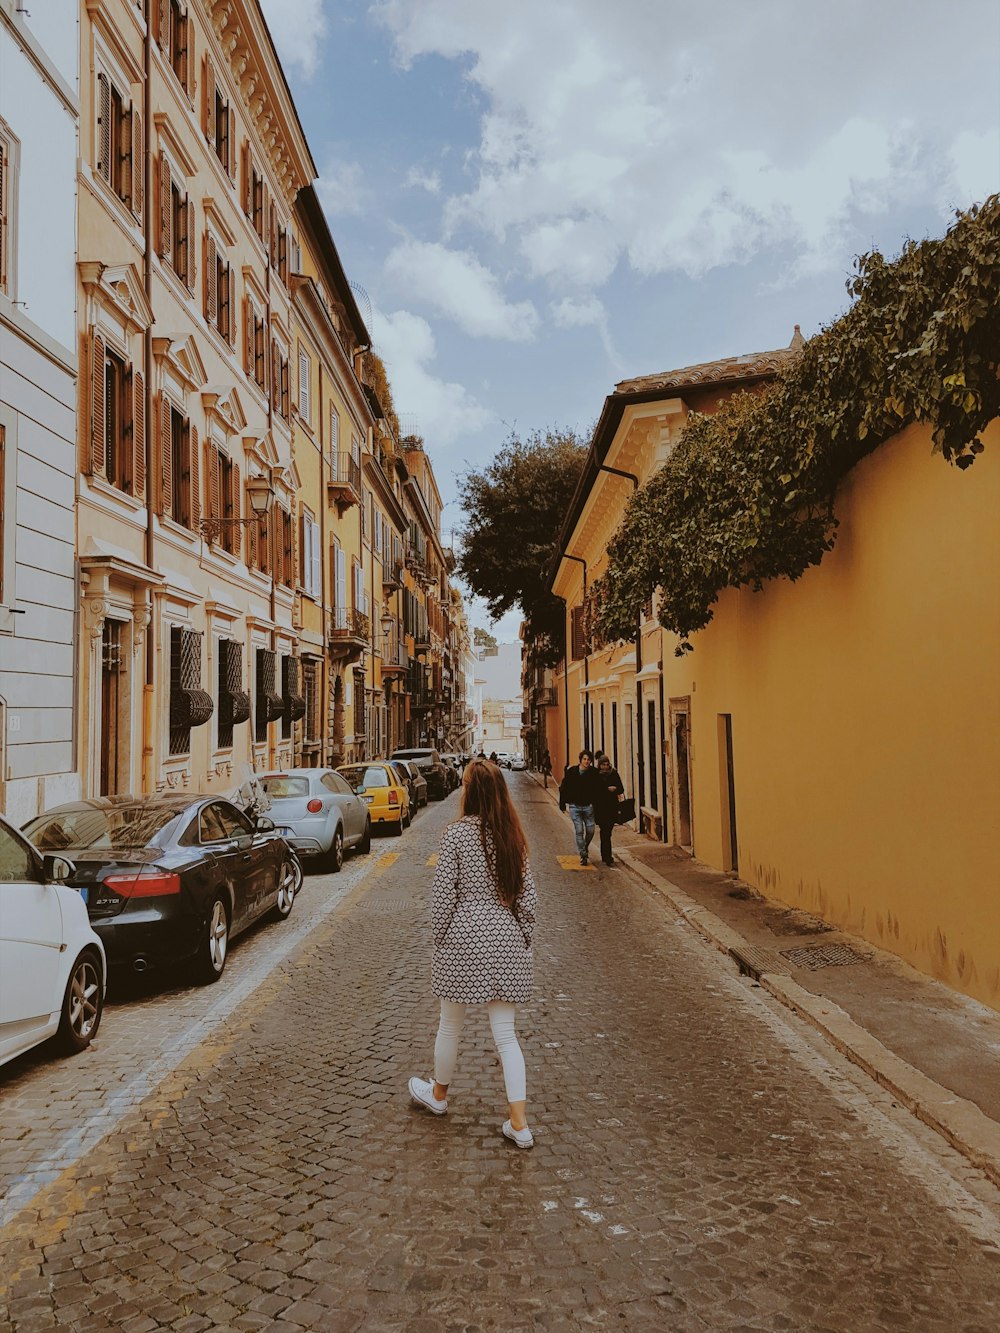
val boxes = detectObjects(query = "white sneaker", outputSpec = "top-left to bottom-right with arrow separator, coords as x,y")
408,1076 -> 448,1115
502,1119 -> 534,1149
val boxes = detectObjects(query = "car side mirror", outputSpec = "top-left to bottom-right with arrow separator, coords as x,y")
354,785 -> 366,796
43,854 -> 74,883
255,816 -> 276,833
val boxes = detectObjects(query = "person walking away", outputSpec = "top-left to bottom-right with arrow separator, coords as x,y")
594,755 -> 625,866
559,749 -> 602,865
408,759 -> 538,1148
540,749 -> 552,789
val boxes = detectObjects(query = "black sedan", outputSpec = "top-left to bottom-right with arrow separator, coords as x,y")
23,795 -> 299,985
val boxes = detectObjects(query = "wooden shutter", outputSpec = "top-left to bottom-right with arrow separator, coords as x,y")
270,339 -> 279,411
241,141 -> 251,215
97,73 -> 111,182
90,331 -> 106,476
0,139 -> 7,293
184,200 -> 195,289
184,18 -> 194,97
280,354 -> 289,417
205,233 -> 217,325
225,264 -> 236,347
189,424 -> 200,525
227,107 -> 237,180
130,109 -> 143,217
229,460 -> 240,553
268,200 -> 277,268
153,0 -> 168,48
202,55 -> 216,139
158,153 -> 172,259
246,490 -> 258,566
289,508 -> 299,588
571,606 -> 586,660
133,369 -> 146,500
243,295 -> 252,375
278,228 -> 287,282
298,346 -> 309,419
177,9 -> 189,90
206,440 -> 220,534
159,393 -> 172,515
310,518 -> 321,598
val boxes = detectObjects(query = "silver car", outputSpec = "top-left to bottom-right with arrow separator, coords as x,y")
259,769 -> 371,872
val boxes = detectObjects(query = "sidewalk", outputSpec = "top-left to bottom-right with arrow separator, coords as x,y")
527,770 -> 1000,1187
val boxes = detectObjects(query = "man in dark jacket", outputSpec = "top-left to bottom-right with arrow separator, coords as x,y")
559,749 -> 603,865
594,755 -> 625,866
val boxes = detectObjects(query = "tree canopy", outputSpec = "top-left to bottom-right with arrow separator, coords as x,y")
473,626 -> 498,651
458,428 -> 588,661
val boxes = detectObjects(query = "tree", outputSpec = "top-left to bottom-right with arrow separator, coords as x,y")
458,428 -> 588,663
473,627 -> 498,651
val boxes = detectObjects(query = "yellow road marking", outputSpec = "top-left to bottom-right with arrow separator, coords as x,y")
557,854 -> 595,871
426,853 -> 438,867
375,852 -> 400,877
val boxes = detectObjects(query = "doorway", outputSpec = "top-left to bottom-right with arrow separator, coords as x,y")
669,698 -> 693,849
718,714 -> 738,872
99,620 -> 124,796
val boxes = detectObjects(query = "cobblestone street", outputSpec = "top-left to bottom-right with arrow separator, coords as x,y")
1,776 -> 998,1331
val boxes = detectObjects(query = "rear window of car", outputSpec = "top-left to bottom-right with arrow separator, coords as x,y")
25,805 -> 181,852
340,765 -> 389,789
262,776 -> 310,798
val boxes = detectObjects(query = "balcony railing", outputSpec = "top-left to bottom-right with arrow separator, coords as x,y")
380,639 -> 408,675
382,558 -> 404,593
329,606 -> 370,645
532,685 -> 558,707
328,453 -> 362,508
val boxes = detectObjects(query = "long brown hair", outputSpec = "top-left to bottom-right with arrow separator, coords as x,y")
460,759 -> 528,911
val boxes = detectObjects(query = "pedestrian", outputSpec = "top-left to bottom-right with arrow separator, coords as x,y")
594,754 -> 625,866
488,750 -> 499,765
540,749 -> 552,789
559,749 -> 603,865
408,758 -> 539,1149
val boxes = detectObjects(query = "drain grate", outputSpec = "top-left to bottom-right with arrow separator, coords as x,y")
363,896 -> 414,914
778,942 -> 864,970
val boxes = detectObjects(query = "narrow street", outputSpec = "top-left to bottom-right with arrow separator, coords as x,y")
1,776 -> 998,1332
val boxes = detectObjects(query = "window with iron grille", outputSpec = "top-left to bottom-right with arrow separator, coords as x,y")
280,656 -> 306,739
302,658 -> 320,743
169,626 -> 209,755
353,671 -> 366,736
217,638 -> 249,749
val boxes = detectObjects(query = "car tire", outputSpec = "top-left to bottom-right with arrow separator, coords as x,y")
197,895 -> 230,984
392,812 -> 404,836
359,818 -> 371,854
273,856 -> 299,917
324,828 -> 344,874
57,949 -> 104,1055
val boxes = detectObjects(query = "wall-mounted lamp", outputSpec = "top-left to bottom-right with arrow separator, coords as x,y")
199,474 -> 274,541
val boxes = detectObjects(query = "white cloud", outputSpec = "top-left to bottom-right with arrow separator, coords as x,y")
316,157 -> 371,217
374,308 -> 496,448
374,0 -> 1000,288
405,166 -> 442,195
383,240 -> 539,340
260,0 -> 327,80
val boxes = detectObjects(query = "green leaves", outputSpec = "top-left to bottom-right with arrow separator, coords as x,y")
595,196 -> 999,649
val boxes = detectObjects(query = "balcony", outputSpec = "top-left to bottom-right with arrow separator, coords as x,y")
532,685 -> 558,707
382,558 -> 404,593
328,453 -> 362,512
380,640 -> 408,676
329,606 -> 370,659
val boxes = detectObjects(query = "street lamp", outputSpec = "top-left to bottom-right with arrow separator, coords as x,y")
199,473 -> 275,541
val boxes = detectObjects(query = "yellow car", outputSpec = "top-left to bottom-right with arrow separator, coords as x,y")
337,763 -> 411,836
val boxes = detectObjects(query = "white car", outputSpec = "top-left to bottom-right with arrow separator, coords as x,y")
510,755 -> 527,771
259,768 -> 372,870
0,814 -> 106,1067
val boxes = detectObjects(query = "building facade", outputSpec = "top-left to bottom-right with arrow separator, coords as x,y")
0,2 -> 81,821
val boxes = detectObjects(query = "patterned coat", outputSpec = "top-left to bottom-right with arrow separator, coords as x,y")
431,815 -> 537,1005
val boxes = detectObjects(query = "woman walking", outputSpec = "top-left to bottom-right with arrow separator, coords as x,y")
408,758 -> 538,1148
594,754 -> 625,866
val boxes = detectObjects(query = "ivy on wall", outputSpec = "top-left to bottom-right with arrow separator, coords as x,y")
595,196 -> 1000,652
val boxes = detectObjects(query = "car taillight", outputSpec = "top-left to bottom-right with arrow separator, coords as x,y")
306,798 -> 323,813
103,870 -> 182,897
388,790 -> 399,805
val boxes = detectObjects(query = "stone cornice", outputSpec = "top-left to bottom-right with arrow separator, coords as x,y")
201,0 -> 316,209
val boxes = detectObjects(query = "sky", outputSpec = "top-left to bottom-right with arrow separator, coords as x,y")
260,0 -> 1000,640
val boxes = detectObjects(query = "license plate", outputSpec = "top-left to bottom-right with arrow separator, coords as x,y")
277,827 -> 293,837
364,796 -> 374,804
78,886 -> 89,905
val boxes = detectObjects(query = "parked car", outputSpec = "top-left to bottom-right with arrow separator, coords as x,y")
23,795 -> 298,985
495,752 -> 513,769
390,748 -> 451,800
510,755 -> 527,771
390,759 -> 428,810
0,814 -> 106,1067
439,754 -> 464,790
259,769 -> 371,871
338,763 -> 411,835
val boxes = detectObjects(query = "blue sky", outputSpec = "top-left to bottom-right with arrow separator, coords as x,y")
261,0 -> 1000,637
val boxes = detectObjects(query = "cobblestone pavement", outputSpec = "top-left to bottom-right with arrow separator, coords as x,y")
1,777 -> 998,1331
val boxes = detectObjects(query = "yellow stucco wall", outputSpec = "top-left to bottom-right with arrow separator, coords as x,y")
662,419 -> 1000,1006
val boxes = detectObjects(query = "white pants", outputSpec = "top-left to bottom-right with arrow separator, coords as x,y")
433,999 -> 527,1103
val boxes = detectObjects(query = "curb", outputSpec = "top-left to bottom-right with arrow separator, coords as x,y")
613,843 -> 1000,1189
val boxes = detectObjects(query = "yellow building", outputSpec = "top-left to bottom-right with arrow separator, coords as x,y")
547,341 -> 1000,1007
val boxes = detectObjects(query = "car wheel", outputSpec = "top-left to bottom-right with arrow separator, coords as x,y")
197,895 -> 230,984
392,812 -> 404,836
57,949 -> 104,1055
359,818 -> 371,854
324,828 -> 344,874
274,857 -> 299,916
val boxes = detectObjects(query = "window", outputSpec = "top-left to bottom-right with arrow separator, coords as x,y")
300,510 -> 321,599
217,638 -> 249,749
242,145 -> 266,242
96,70 -> 142,219
169,626 -> 213,755
332,540 -> 346,613
204,232 -> 234,345
276,506 -> 295,587
157,395 -> 199,528
353,671 -> 366,737
271,338 -> 290,419
302,659 -> 320,744
281,656 -> 305,739
268,200 -> 288,282
243,295 -> 267,392
0,126 -> 16,297
89,340 -> 146,498
570,605 -> 586,661
329,404 -> 340,467
204,442 -> 239,554
298,345 -> 311,422
255,647 -> 281,743
0,821 -> 41,883
157,153 -> 195,291
202,55 -> 235,180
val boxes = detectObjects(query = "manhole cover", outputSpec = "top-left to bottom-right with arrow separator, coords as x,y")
363,897 -> 413,914
778,942 -> 864,970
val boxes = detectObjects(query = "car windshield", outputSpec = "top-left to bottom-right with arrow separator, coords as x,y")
262,776 -> 309,798
26,805 -> 181,852
340,765 -> 389,789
